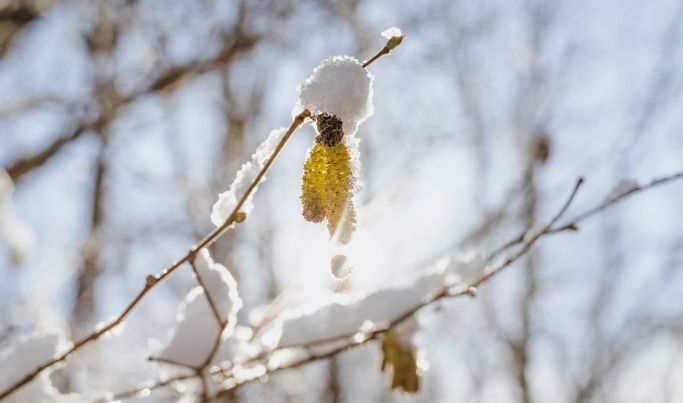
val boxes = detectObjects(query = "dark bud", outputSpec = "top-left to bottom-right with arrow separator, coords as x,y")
532,134 -> 551,164
315,113 -> 344,147
145,275 -> 157,288
235,211 -> 247,223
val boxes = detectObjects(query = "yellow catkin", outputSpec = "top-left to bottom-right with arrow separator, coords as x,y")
300,143 -> 329,223
381,331 -> 421,393
324,143 -> 355,243
300,140 -> 357,244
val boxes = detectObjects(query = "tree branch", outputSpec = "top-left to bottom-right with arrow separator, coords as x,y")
0,37 -> 404,402
3,26 -> 260,184
5,126 -> 89,183
0,111 -> 310,401
190,259 -> 225,329
204,171 -> 682,399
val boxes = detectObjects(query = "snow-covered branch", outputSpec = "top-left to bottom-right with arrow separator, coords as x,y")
199,171 -> 681,399
0,31 -> 404,402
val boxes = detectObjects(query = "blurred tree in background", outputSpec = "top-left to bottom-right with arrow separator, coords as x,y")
1,0 -> 683,402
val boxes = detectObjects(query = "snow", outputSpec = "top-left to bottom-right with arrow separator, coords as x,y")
0,333 -> 68,403
156,249 -> 242,368
381,27 -> 405,51
274,253 -> 485,348
295,55 -> 374,138
381,27 -> 403,40
204,326 -> 258,395
210,128 -> 287,226
193,248 -> 242,325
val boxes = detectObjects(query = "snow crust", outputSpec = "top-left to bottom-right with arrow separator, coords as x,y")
156,249 -> 242,368
210,128 -> 287,226
0,333 -> 69,403
274,253 -> 485,348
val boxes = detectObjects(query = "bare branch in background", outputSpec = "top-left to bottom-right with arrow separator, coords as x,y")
4,126 -> 90,183
0,110 -> 311,401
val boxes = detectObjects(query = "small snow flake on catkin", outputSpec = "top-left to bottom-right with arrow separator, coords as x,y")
295,55 -> 374,138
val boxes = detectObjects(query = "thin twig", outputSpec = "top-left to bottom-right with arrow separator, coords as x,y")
93,38 -> 406,403
111,170 -> 682,401
0,111 -> 311,401
489,170 -> 683,258
362,36 -> 403,68
205,179 -> 584,397
190,259 -> 225,328
554,170 -> 683,230
147,356 -> 198,371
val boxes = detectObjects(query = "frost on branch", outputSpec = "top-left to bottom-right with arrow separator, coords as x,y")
210,127 -> 287,226
156,248 -> 242,368
274,253 -> 485,348
0,333 -> 70,402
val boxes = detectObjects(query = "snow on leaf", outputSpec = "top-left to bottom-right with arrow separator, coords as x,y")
294,55 -> 374,138
0,333 -> 69,403
210,128 -> 287,227
156,249 -> 242,368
